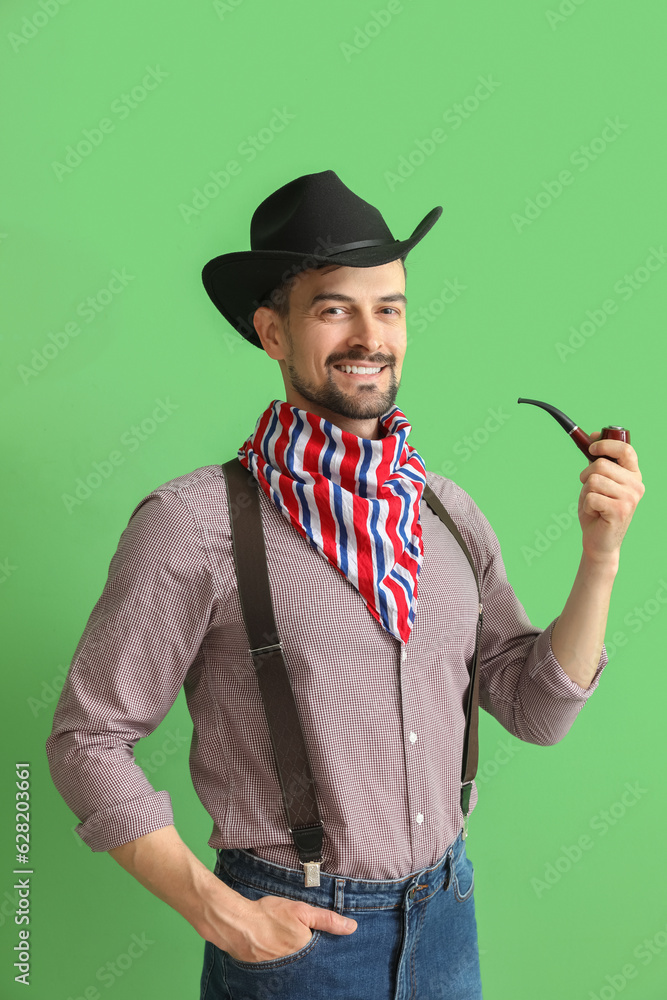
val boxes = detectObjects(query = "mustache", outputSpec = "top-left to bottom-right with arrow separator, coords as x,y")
329,355 -> 395,366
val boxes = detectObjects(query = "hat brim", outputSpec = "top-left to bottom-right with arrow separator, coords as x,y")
202,206 -> 442,350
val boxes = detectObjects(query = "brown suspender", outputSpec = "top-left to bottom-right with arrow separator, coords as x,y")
222,457 -> 483,886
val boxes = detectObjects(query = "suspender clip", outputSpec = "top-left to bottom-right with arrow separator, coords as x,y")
250,642 -> 283,656
302,861 -> 321,887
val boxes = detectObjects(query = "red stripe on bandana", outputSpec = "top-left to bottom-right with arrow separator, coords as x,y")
304,413 -> 339,564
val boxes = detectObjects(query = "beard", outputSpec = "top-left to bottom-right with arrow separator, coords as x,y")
285,356 -> 401,421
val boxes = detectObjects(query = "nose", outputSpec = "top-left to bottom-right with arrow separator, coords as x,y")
344,310 -> 386,355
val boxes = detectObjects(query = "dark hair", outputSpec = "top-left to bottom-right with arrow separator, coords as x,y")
259,258 -> 408,323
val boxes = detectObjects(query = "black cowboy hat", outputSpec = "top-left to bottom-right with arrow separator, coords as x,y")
202,169 -> 442,350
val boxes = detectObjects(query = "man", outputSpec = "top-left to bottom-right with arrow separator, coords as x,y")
46,170 -> 644,999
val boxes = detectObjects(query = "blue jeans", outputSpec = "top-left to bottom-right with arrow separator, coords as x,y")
200,830 -> 483,999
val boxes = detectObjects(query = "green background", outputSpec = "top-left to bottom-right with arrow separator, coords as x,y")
2,0 -> 666,996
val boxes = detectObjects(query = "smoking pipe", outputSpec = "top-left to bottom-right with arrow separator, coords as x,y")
517,398 -> 630,464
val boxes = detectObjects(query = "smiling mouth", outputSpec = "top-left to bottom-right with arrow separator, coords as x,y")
333,364 -> 387,379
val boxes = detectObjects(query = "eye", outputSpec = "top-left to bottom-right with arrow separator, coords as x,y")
321,305 -> 401,316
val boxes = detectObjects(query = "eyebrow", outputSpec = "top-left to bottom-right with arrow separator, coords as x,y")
308,292 -> 407,308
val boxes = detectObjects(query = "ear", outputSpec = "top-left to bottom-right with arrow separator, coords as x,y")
253,306 -> 288,360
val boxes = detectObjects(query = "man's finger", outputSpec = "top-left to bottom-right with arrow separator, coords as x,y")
304,904 -> 357,936
580,456 -> 636,486
581,473 -> 625,501
587,437 -> 640,473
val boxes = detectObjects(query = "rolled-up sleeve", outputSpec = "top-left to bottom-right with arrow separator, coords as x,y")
452,486 -> 607,746
45,488 -> 215,851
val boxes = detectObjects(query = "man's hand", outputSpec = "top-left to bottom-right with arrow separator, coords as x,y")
551,434 -> 644,687
577,433 -> 645,567
214,892 -> 357,964
108,826 -> 357,968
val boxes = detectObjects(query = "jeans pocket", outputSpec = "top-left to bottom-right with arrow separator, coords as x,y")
215,864 -> 325,971
199,938 -> 217,999
226,928 -> 322,971
452,845 -> 475,903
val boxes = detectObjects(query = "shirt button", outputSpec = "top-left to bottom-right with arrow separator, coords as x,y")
409,732 -> 417,744
416,813 -> 424,825
401,646 -> 407,662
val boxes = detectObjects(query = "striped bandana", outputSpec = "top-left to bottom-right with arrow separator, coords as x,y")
237,398 -> 427,645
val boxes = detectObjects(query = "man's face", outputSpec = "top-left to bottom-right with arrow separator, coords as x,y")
254,259 -> 408,434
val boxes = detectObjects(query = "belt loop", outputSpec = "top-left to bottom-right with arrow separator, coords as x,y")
334,878 -> 345,914
443,855 -> 452,892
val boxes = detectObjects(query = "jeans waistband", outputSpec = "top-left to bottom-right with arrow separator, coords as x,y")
216,830 -> 466,912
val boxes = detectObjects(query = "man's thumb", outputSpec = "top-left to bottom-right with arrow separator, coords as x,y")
307,905 -> 357,936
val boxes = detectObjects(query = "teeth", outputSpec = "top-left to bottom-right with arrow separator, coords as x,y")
336,365 -> 383,374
